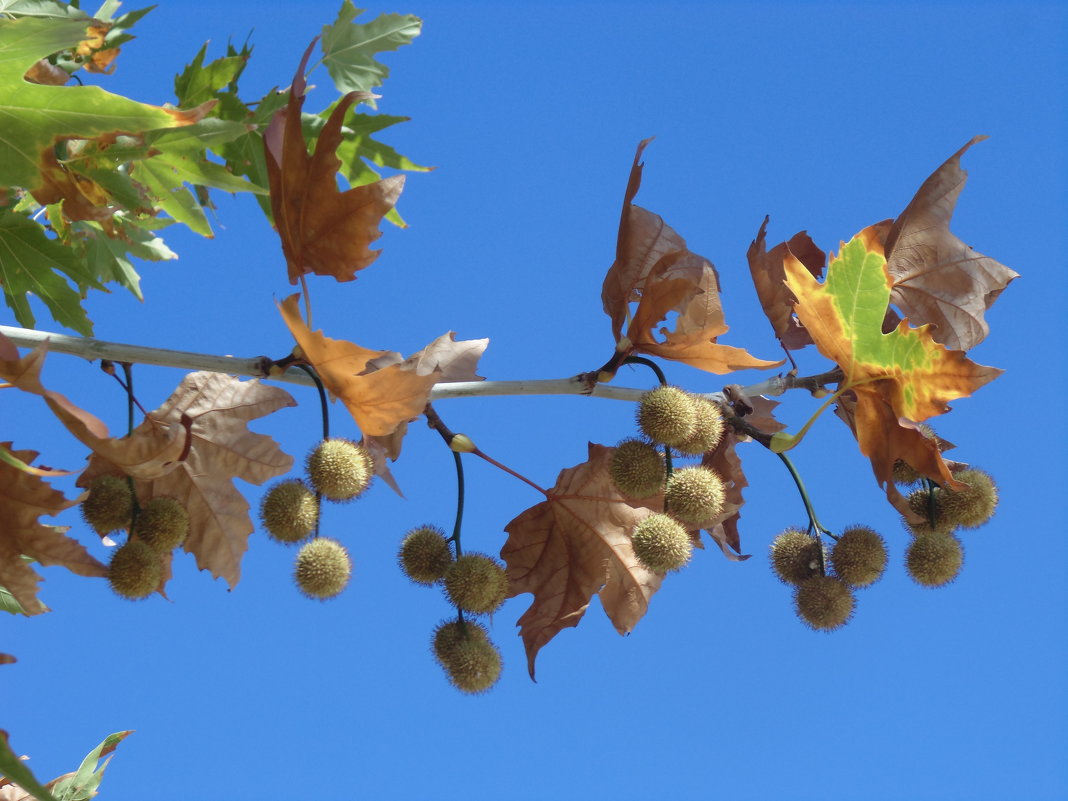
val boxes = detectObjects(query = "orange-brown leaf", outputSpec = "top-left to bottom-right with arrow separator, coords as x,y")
501,444 -> 663,678
884,137 -> 1019,351
0,445 -> 106,615
265,40 -> 404,285
279,294 -> 438,437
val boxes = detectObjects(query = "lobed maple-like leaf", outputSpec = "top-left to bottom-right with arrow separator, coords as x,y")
264,40 -> 404,285
883,136 -> 1020,352
279,294 -> 439,437
783,229 -> 1001,513
0,444 -> 106,616
501,444 -> 663,678
320,1 -> 422,97
80,373 -> 295,589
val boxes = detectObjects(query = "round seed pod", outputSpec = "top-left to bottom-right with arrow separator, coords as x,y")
82,475 -> 134,536
399,525 -> 454,585
940,468 -> 998,529
609,439 -> 666,498
674,397 -> 725,455
903,487 -> 957,537
636,386 -> 696,448
906,533 -> 963,587
443,553 -> 509,614
830,525 -> 887,588
260,479 -> 318,544
794,575 -> 855,631
306,438 -> 373,502
664,466 -> 725,525
630,513 -> 692,573
132,498 -> 188,553
770,528 -> 824,585
432,619 -> 502,694
294,537 -> 352,600
108,540 -> 161,600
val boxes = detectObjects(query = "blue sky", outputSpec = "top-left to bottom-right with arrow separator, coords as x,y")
4,2 -> 1066,799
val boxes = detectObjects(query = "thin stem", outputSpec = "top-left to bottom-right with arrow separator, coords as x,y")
622,355 -> 668,386
471,449 -> 548,496
451,450 -> 465,558
777,451 -> 830,573
293,363 -> 329,441
299,273 -> 313,329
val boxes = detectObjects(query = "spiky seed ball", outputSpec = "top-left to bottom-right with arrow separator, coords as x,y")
940,468 -> 998,529
830,525 -> 887,588
794,575 -> 855,631
81,475 -> 133,535
399,525 -> 454,585
637,386 -> 697,448
906,533 -> 964,587
443,553 -> 508,614
664,466 -> 725,525
305,438 -> 373,502
260,479 -> 318,544
903,487 -> 957,537
294,537 -> 352,600
675,398 -> 726,455
432,619 -> 502,694
108,540 -> 162,600
770,528 -> 824,585
131,498 -> 188,553
610,439 -> 665,498
630,513 -> 692,572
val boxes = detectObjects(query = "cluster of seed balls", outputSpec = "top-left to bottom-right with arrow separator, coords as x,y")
81,475 -> 189,600
258,438 -> 373,600
397,524 -> 508,694
608,385 -> 729,575
770,465 -> 998,632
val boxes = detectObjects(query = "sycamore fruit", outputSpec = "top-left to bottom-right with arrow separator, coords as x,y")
906,533 -> 963,587
108,540 -> 161,600
940,468 -> 998,529
432,619 -> 502,694
399,525 -> 454,585
770,528 -> 824,585
81,475 -> 134,535
903,487 -> 957,537
630,513 -> 692,573
636,386 -> 696,448
443,553 -> 509,614
132,498 -> 188,553
306,438 -> 373,502
664,466 -> 725,524
675,397 -> 725,455
260,479 -> 318,544
794,575 -> 855,631
294,537 -> 352,600
830,525 -> 887,588
609,439 -> 665,498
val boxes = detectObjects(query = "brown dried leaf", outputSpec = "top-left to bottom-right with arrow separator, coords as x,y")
0,445 -> 106,615
501,444 -> 663,678
265,40 -> 404,285
24,59 -> 69,86
884,137 -> 1019,351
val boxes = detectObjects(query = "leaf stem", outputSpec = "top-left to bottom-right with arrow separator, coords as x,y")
777,451 -> 831,572
292,363 -> 329,537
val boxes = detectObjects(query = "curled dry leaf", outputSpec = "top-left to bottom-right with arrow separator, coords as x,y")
501,443 -> 663,678
265,39 -> 404,284
80,373 -> 295,589
0,444 -> 107,615
884,136 -> 1019,352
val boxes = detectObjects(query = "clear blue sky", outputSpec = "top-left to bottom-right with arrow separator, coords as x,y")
5,2 -> 1066,799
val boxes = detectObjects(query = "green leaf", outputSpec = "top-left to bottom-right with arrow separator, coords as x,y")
174,42 -> 248,107
0,733 -> 59,801
0,16 -> 203,192
49,731 -> 131,801
320,1 -> 421,96
0,209 -> 94,334
0,0 -> 86,19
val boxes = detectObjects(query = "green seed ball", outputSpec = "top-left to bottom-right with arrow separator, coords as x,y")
399,525 -> 454,585
674,397 -> 726,455
260,479 -> 318,544
306,438 -> 373,502
906,533 -> 963,587
81,475 -> 134,536
794,575 -> 855,631
443,553 -> 509,614
294,537 -> 352,600
904,487 -> 957,536
610,439 -> 666,498
637,386 -> 697,448
432,619 -> 502,694
664,466 -> 725,524
630,513 -> 692,573
132,498 -> 188,553
108,540 -> 161,600
830,525 -> 887,588
940,468 -> 998,529
770,528 -> 824,585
